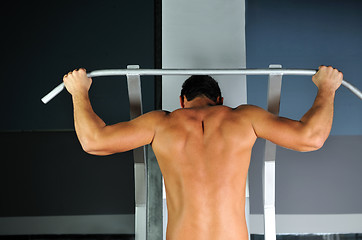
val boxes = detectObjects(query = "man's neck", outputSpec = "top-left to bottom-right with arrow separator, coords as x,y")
185,97 -> 217,108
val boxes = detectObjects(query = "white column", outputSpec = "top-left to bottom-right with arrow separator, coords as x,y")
162,1 -> 247,239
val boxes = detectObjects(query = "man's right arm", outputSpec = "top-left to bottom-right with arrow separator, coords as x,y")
242,66 -> 343,152
64,68 -> 166,156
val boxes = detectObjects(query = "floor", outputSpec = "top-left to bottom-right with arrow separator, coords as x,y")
0,235 -> 134,240
252,234 -> 362,240
0,234 -> 361,240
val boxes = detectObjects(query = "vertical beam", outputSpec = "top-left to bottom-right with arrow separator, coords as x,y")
126,65 -> 147,240
263,64 -> 283,240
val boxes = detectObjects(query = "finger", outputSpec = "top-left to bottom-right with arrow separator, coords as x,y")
78,68 -> 87,74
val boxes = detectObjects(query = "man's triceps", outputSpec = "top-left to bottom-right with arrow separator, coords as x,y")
85,111 -> 163,155
249,107 -> 320,152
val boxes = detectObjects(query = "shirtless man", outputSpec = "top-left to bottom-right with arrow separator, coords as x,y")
63,65 -> 343,240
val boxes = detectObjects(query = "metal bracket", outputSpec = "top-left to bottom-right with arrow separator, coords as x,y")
126,65 -> 147,240
263,64 -> 283,240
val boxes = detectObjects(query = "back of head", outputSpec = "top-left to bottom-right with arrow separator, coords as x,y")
180,75 -> 222,103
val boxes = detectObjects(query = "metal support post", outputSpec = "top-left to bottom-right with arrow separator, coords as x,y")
126,65 -> 147,240
263,64 -> 283,240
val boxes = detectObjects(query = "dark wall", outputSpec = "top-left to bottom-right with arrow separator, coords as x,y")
0,0 -> 154,218
246,0 -> 362,135
0,132 -> 135,216
0,0 -> 155,131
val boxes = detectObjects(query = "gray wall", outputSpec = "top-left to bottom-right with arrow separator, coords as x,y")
162,0 -> 247,111
249,137 -> 362,215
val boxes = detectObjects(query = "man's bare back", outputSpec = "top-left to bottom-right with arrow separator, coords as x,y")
63,66 -> 343,240
152,105 -> 255,240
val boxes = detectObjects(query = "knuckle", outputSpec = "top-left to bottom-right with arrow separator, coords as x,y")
320,65 -> 328,71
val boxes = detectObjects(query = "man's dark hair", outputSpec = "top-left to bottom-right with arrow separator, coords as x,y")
180,75 -> 222,103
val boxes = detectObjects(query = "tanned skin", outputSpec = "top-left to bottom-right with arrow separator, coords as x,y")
63,66 -> 342,240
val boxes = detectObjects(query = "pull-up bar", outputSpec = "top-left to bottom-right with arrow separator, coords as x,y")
41,68 -> 362,104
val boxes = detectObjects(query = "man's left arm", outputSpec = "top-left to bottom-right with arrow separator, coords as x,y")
242,66 -> 343,152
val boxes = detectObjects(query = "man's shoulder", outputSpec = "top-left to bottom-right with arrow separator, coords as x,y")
233,104 -> 267,120
144,110 -> 171,119
234,104 -> 262,112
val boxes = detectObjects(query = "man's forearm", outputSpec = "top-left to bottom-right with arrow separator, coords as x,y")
300,89 -> 335,144
72,94 -> 106,149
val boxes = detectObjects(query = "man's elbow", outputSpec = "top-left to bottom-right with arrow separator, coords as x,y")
80,139 -> 111,156
80,140 -> 97,155
313,137 -> 326,150
299,135 -> 326,152
82,145 -> 113,156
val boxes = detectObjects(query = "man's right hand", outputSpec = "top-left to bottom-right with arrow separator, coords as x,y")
63,68 -> 92,97
312,65 -> 343,93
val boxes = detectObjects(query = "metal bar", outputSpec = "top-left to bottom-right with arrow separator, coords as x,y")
263,64 -> 283,240
86,68 -> 318,76
41,68 -> 362,104
126,65 -> 147,240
